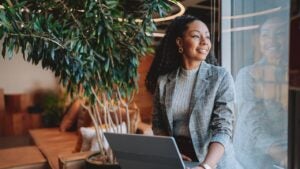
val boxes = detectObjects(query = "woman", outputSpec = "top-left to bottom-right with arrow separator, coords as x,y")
146,15 -> 238,169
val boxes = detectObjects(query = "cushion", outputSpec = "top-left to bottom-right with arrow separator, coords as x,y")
73,108 -> 92,152
79,127 -> 95,152
60,99 -> 82,132
80,122 -> 127,152
77,107 -> 92,131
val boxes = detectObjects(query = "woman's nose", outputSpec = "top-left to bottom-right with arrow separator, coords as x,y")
200,36 -> 208,45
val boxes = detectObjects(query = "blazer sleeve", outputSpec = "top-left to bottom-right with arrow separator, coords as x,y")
152,77 -> 169,136
210,70 -> 235,149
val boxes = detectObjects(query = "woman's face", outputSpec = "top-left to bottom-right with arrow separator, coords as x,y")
176,20 -> 211,62
260,18 -> 288,65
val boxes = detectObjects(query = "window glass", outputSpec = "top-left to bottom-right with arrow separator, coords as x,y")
221,1 -> 290,168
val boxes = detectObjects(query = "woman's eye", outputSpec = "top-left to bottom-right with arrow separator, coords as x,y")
192,35 -> 200,39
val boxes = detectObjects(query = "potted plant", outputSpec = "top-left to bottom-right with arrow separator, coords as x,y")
39,90 -> 67,128
0,0 -> 174,167
27,89 -> 67,127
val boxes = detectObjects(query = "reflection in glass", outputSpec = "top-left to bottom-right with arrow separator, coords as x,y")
222,1 -> 290,169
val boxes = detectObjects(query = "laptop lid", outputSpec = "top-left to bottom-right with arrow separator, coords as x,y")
104,133 -> 186,169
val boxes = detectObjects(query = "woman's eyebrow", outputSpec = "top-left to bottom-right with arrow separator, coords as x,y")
190,30 -> 210,35
190,30 -> 200,33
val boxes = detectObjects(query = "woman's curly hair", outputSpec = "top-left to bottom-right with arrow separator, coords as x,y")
145,15 -> 218,94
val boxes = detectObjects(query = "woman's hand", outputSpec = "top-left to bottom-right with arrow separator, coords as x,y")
181,154 -> 205,169
181,154 -> 192,162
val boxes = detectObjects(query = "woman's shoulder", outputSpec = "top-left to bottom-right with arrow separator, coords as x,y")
205,62 -> 230,79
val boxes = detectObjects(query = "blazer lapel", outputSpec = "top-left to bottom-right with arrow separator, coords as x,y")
165,68 -> 179,131
189,61 -> 211,114
164,61 -> 212,132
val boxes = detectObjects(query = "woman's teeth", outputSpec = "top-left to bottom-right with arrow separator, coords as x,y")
197,48 -> 208,54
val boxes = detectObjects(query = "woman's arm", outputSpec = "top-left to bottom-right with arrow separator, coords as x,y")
203,70 -> 235,168
201,142 -> 224,168
190,143 -> 224,169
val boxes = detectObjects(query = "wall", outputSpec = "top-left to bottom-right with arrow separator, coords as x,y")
0,53 -> 58,94
134,55 -> 154,123
0,42 -> 59,136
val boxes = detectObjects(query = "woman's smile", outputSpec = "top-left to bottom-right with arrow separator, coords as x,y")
196,47 -> 209,54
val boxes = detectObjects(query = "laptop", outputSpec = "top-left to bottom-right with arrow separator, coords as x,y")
104,132 -> 200,169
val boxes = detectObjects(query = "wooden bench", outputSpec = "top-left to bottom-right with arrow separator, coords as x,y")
0,146 -> 48,169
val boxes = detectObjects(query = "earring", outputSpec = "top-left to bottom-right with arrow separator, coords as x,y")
178,47 -> 183,53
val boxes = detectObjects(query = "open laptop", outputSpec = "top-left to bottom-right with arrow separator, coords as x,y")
104,132 -> 200,169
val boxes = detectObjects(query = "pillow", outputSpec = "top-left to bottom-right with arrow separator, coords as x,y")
77,107 -> 92,131
79,122 -> 127,152
60,99 -> 82,132
79,127 -> 95,151
73,108 -> 92,152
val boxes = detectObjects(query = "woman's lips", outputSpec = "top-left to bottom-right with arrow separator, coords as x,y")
196,48 -> 209,54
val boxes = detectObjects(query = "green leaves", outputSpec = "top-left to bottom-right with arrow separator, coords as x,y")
0,0 -> 174,102
105,0 -> 119,9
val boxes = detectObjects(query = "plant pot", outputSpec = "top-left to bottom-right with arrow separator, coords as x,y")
86,152 -> 121,169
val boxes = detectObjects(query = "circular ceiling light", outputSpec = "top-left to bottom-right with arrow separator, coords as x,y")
152,0 -> 185,23
130,0 -> 185,23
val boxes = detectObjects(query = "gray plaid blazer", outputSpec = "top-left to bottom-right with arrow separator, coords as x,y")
152,61 -> 239,169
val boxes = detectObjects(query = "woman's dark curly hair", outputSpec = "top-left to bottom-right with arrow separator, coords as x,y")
145,15 -> 218,94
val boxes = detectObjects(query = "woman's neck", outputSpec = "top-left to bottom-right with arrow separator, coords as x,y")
182,59 -> 202,70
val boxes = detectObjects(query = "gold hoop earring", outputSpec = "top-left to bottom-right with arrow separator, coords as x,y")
178,47 -> 183,53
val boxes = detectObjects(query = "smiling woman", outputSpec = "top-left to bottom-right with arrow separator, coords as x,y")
146,15 -> 239,169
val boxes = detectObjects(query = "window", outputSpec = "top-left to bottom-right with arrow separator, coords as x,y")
221,1 -> 290,168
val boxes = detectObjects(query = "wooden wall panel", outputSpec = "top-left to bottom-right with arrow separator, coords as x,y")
0,89 -> 4,136
12,113 -> 27,136
28,114 -> 42,129
1,113 -> 42,136
0,89 -> 4,113
3,114 -> 13,136
20,94 -> 33,112
4,94 -> 22,113
0,91 -> 41,136
134,55 -> 154,123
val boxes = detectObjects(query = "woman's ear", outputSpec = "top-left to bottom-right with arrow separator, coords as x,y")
176,37 -> 183,48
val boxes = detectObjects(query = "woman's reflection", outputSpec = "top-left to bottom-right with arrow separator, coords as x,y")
234,14 -> 289,169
